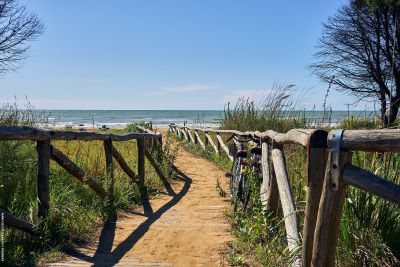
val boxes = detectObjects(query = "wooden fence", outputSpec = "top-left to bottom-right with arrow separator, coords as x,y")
169,124 -> 400,267
0,125 -> 163,235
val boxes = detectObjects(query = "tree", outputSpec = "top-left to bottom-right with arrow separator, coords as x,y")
310,0 -> 400,127
0,0 -> 43,74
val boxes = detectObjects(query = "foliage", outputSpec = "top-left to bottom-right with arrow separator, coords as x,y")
310,0 -> 400,127
124,121 -> 149,133
0,0 -> 44,74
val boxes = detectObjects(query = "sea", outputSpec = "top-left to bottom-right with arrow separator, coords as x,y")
41,110 -> 222,129
38,110 -> 378,129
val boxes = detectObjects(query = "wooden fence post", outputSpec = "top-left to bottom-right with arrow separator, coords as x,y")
137,137 -> 146,186
271,145 -> 301,258
302,130 -> 327,267
104,137 -> 114,196
204,131 -> 209,148
194,130 -> 198,144
217,133 -> 222,156
311,148 -> 351,267
157,136 -> 163,163
187,129 -> 196,144
260,140 -> 279,214
194,130 -> 205,150
205,132 -> 219,154
37,138 -> 51,219
182,128 -> 189,141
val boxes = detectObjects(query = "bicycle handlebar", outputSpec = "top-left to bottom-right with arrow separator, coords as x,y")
225,133 -> 261,144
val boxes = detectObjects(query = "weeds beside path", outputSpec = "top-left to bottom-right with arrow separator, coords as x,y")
48,133 -> 233,266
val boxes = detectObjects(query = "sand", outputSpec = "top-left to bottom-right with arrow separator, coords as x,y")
46,134 -> 233,267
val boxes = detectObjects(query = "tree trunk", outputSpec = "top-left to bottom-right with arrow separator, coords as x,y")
386,96 -> 400,126
380,93 -> 388,128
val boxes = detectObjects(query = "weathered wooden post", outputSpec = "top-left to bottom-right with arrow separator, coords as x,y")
312,130 -> 351,267
51,146 -> 108,198
271,144 -> 301,257
194,130 -> 198,145
260,140 -> 279,214
187,128 -> 195,144
215,132 -> 233,161
204,130 -> 209,148
104,137 -> 114,196
137,137 -> 146,186
157,136 -> 163,163
194,130 -> 205,150
217,133 -> 222,156
205,131 -> 219,154
302,130 -> 328,267
182,128 -> 189,141
37,137 -> 51,219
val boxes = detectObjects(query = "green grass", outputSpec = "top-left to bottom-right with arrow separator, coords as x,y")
220,83 -> 307,133
0,106 -> 177,266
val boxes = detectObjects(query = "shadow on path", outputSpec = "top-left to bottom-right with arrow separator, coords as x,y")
65,169 -> 192,266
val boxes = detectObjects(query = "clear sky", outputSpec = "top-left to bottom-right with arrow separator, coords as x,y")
1,0 -> 366,110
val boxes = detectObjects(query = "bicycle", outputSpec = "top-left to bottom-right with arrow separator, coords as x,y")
227,134 -> 262,212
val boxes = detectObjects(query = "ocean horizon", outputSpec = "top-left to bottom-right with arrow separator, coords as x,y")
36,109 -> 379,129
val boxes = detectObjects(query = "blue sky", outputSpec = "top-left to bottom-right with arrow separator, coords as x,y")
1,0 -> 367,110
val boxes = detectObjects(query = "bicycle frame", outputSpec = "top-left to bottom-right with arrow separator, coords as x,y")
228,133 -> 262,212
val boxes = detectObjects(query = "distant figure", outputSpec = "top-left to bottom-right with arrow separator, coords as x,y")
100,125 -> 110,131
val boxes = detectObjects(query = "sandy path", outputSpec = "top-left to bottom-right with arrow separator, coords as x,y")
47,137 -> 232,267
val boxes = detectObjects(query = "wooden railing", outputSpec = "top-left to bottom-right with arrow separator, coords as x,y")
0,125 -> 163,235
168,124 -> 400,267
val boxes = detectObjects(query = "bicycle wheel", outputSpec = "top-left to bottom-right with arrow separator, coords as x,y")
242,173 -> 251,212
230,158 -> 240,212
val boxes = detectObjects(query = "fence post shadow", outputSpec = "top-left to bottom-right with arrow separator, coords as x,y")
64,165 -> 192,266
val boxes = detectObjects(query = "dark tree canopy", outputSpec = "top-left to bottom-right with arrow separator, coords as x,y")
0,0 -> 43,74
310,0 -> 400,127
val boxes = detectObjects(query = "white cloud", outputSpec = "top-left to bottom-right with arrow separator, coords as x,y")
142,84 -> 218,96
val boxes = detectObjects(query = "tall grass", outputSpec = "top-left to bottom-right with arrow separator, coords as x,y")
0,103 -> 177,265
220,83 -> 307,132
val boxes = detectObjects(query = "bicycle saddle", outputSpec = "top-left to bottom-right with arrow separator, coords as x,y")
250,146 -> 262,155
236,150 -> 248,158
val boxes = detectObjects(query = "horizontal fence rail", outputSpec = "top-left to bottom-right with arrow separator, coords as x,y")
0,124 -> 163,236
0,125 -> 161,141
168,124 -> 400,267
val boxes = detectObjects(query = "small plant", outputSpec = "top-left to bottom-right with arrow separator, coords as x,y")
124,121 -> 149,133
215,177 -> 227,198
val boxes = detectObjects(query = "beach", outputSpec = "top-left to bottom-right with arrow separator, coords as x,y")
37,109 -> 378,129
